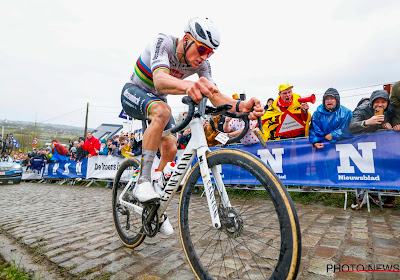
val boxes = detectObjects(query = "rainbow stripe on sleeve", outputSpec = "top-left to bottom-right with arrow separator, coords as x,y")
134,56 -> 154,87
152,64 -> 170,75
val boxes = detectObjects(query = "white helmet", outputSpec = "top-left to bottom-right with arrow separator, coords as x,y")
184,17 -> 220,50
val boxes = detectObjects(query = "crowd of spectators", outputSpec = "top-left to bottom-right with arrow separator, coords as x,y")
174,81 -> 400,208
11,130 -> 144,171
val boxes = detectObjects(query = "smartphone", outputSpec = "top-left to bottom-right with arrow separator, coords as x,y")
374,108 -> 384,116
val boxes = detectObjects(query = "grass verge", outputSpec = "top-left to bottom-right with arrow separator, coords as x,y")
0,256 -> 38,280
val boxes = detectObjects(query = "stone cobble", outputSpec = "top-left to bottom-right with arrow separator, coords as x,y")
0,183 -> 400,279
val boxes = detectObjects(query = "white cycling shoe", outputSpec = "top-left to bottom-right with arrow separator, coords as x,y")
133,181 -> 160,202
159,215 -> 174,235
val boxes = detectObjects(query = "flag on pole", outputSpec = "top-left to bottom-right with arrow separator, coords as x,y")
32,136 -> 38,147
10,134 -> 20,148
118,109 -> 133,120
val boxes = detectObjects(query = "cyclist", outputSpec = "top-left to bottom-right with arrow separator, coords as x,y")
121,17 -> 264,235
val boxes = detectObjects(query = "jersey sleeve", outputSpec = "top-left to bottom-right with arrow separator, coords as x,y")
149,33 -> 172,75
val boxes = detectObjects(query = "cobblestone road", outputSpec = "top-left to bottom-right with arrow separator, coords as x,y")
1,183 -> 400,280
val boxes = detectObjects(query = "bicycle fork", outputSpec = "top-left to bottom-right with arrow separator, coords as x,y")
197,147 -> 222,229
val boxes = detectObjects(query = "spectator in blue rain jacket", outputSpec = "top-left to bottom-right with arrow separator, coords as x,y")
309,88 -> 353,149
99,138 -> 109,155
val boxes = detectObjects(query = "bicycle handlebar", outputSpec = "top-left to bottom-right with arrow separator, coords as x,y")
170,96 -> 263,145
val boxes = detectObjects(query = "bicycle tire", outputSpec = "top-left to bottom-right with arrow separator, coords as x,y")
179,149 -> 301,280
112,158 -> 146,248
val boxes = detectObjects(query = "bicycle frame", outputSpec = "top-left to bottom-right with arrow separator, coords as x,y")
118,113 -> 232,229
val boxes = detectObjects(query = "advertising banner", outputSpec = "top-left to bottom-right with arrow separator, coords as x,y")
210,130 -> 400,190
42,158 -> 88,179
27,130 -> 400,190
22,168 -> 43,180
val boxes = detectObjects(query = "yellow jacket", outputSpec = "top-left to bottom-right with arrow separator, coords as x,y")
261,93 -> 311,141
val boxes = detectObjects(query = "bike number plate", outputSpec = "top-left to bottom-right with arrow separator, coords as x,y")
215,132 -> 229,145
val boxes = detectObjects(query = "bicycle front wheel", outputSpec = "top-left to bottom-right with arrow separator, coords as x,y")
179,149 -> 301,280
112,158 -> 145,248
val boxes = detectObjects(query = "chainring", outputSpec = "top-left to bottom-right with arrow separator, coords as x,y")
142,203 -> 160,237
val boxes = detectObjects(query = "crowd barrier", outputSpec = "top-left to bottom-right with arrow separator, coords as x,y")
22,130 -> 400,190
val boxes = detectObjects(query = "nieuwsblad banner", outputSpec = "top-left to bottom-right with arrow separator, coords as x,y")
210,130 -> 400,190
25,130 -> 400,190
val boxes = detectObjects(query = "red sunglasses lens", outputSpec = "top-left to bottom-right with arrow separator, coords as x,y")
197,45 -> 213,57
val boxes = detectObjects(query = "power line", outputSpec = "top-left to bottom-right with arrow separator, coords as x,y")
39,107 -> 85,123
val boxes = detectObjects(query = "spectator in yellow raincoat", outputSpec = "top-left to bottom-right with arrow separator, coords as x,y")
261,83 -> 311,141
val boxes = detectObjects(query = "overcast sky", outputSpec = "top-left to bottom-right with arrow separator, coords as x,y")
1,0 -> 400,131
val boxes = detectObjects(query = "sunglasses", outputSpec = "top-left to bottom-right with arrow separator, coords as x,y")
188,34 -> 214,58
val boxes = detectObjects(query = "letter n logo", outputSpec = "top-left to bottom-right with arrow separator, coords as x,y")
336,142 -> 376,173
257,148 -> 284,173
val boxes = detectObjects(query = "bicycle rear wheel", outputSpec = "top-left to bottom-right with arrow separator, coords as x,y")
179,149 -> 301,280
112,158 -> 145,248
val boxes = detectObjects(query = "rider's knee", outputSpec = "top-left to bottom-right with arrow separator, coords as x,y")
150,103 -> 171,125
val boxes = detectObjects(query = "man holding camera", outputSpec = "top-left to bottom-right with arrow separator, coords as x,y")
349,90 -> 395,134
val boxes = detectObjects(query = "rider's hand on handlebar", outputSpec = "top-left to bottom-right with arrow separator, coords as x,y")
241,97 -> 264,120
186,77 -> 219,104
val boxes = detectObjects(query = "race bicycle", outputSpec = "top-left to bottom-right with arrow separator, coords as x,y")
112,96 -> 301,279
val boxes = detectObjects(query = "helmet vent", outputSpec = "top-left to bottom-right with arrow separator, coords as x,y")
207,31 -> 219,48
195,23 -> 207,40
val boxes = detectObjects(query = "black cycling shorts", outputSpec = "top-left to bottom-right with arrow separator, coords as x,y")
121,83 -> 176,133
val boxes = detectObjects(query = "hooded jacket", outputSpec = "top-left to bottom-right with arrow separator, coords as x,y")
309,89 -> 353,144
99,138 -> 109,155
389,81 -> 400,126
349,90 -> 395,134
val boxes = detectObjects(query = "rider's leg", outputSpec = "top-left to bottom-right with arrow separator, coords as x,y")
141,104 -> 175,235
158,135 -> 178,171
134,102 -> 172,202
139,102 -> 172,183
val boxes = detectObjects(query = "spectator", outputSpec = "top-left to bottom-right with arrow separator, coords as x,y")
106,138 -> 113,152
82,132 -> 101,157
112,135 -> 120,148
261,83 -> 311,141
349,90 -> 395,134
68,139 -> 74,151
51,140 -> 70,162
222,94 -> 260,145
30,154 -> 45,172
99,139 -> 109,155
177,112 -> 191,149
44,148 -> 52,162
357,97 -> 370,107
130,132 -> 143,156
178,128 -> 191,149
389,81 -> 400,132
264,98 -> 274,110
76,137 -> 88,162
349,89 -> 396,208
109,141 -> 122,157
309,88 -> 353,149
119,135 -> 141,157
70,147 -> 77,161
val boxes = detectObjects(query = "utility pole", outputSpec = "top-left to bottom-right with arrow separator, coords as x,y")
84,103 -> 89,137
